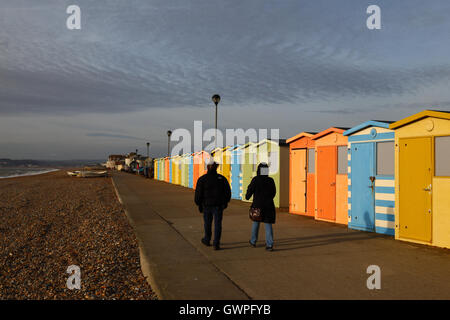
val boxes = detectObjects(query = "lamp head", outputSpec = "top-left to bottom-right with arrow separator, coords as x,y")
211,94 -> 221,106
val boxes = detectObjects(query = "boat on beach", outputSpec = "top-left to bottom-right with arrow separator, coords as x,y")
67,170 -> 108,178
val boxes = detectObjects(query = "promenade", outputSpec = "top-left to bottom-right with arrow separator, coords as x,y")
112,172 -> 450,300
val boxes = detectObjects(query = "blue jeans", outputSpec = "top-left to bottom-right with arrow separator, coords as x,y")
250,221 -> 274,247
203,206 -> 223,246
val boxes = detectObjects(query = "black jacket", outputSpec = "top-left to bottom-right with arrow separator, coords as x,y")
195,170 -> 231,210
245,175 -> 276,224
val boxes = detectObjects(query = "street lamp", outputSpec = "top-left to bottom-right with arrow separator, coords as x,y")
211,94 -> 221,148
167,130 -> 172,157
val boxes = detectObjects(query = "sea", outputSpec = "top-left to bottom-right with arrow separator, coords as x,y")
0,168 -> 59,179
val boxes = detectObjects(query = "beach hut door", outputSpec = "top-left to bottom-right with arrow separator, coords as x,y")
291,149 -> 307,212
399,138 -> 432,242
317,146 -> 337,221
350,143 -> 375,231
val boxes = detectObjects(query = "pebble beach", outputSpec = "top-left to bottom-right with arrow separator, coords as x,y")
0,170 -> 156,300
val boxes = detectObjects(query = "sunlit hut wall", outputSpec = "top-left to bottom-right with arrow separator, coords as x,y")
312,128 -> 349,225
241,142 -> 257,203
286,132 -> 316,217
230,144 -> 244,200
254,139 -> 289,209
390,110 -> 450,249
344,121 -> 396,236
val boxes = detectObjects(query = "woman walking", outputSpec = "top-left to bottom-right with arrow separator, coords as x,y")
246,163 -> 276,251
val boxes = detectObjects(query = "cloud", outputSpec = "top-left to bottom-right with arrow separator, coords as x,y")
0,0 -> 449,116
86,133 -> 147,140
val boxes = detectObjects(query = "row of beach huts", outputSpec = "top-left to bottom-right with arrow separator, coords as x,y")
153,110 -> 450,249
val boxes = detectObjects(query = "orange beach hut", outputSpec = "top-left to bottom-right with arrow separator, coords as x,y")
312,127 -> 349,224
286,132 -> 316,217
193,151 -> 210,189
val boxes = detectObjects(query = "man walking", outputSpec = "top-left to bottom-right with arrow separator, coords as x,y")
194,159 -> 231,250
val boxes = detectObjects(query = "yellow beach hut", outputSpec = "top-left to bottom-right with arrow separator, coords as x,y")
390,110 -> 450,249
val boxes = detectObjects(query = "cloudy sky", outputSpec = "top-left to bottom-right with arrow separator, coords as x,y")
1,0 -> 449,159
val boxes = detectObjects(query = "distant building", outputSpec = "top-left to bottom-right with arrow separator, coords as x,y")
106,154 -> 125,169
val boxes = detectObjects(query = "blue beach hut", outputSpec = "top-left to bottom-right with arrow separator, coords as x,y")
230,144 -> 243,200
343,121 -> 396,235
188,153 -> 194,189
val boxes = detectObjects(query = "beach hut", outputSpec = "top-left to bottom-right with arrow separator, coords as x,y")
241,142 -> 258,203
173,155 -> 181,185
165,157 -> 170,183
180,154 -> 189,187
222,146 -> 232,183
286,132 -> 316,217
188,153 -> 194,188
193,151 -> 210,189
252,139 -> 289,209
343,121 -> 395,235
154,159 -> 158,179
169,157 -> 173,183
180,154 -> 186,187
390,110 -> 450,249
312,128 -> 349,224
230,145 -> 244,200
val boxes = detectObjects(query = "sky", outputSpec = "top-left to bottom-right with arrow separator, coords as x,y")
0,0 -> 449,159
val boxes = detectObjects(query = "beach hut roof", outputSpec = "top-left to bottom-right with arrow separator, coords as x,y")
343,120 -> 394,136
311,127 -> 349,140
286,132 -> 317,144
253,139 -> 288,148
389,110 -> 450,130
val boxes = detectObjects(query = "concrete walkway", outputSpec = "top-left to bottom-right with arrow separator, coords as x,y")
112,172 -> 450,300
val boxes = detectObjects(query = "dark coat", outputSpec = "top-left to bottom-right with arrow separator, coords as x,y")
245,175 -> 277,224
195,170 -> 231,211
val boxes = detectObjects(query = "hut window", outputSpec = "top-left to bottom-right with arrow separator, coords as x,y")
435,136 -> 450,176
308,148 -> 315,173
337,146 -> 347,174
377,141 -> 394,176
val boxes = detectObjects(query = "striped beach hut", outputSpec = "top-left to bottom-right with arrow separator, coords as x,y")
344,121 -> 395,235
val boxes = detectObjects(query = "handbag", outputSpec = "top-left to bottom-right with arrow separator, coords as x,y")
249,207 -> 263,222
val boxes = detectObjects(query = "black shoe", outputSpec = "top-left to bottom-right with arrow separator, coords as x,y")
265,246 -> 273,251
201,238 -> 211,246
213,245 -> 221,251
249,240 -> 256,248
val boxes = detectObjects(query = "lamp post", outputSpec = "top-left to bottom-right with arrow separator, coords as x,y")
146,142 -> 150,158
211,94 -> 221,149
167,130 -> 172,157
